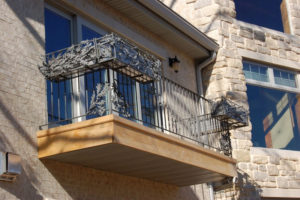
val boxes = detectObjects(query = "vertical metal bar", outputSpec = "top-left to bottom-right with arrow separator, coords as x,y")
57,81 -> 60,121
85,74 -> 88,113
50,81 -> 54,121
64,80 -> 67,122
135,82 -> 142,122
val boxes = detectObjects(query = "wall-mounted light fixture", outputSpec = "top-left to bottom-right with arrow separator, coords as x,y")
169,56 -> 180,73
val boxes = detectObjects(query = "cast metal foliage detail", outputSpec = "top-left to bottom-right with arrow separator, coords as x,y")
87,82 -> 130,118
39,33 -> 161,81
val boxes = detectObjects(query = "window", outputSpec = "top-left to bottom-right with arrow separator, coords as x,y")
234,0 -> 283,32
243,62 -> 269,82
244,61 -> 300,151
45,7 -> 73,124
44,5 -> 159,128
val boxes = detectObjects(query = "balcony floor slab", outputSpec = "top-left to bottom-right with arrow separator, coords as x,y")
37,114 -> 237,186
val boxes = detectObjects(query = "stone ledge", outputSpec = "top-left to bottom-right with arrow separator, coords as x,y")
250,147 -> 300,161
237,49 -> 300,70
261,188 -> 300,198
234,19 -> 300,41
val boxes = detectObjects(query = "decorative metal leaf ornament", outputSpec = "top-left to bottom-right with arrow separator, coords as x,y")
39,33 -> 161,82
87,82 -> 131,118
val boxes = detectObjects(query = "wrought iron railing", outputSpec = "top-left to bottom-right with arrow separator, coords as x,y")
39,33 -> 248,156
39,33 -> 161,83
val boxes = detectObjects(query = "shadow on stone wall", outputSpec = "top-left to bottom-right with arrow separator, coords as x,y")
5,0 -> 45,48
0,99 -> 43,199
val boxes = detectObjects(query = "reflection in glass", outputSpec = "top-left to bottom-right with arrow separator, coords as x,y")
247,84 -> 300,150
45,8 -> 73,124
82,25 -> 102,40
274,69 -> 296,88
243,62 -> 269,82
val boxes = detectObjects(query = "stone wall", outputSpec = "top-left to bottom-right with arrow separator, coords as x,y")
0,0 -> 212,199
162,0 -> 300,199
247,148 -> 300,190
281,0 -> 300,37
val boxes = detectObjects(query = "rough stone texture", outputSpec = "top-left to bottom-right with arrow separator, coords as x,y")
281,0 -> 300,37
161,0 -> 300,199
0,0 -> 209,199
2,0 -> 300,199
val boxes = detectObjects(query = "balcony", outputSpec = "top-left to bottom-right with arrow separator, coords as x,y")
37,34 -> 247,186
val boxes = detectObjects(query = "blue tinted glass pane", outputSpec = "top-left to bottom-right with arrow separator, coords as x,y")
274,69 -> 280,78
243,63 -> 250,71
52,82 -> 59,121
47,81 -> 53,121
251,65 -> 259,73
281,71 -> 289,79
140,82 -> 155,127
289,73 -> 295,81
45,8 -> 71,53
45,8 -> 72,124
65,80 -> 72,120
260,67 -> 267,75
243,62 -> 269,82
59,81 -> 65,121
274,69 -> 296,88
247,84 -> 300,151
82,25 -> 102,40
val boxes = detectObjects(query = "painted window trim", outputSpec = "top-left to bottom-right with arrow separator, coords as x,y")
244,60 -> 300,94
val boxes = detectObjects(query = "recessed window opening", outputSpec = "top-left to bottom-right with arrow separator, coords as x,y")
234,0 -> 284,32
243,60 -> 300,151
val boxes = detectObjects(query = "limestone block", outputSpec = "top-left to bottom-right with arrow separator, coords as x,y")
264,181 -> 276,188
269,156 -> 280,165
278,49 -> 287,58
280,170 -> 289,176
279,160 -> 296,170
232,83 -> 247,92
254,30 -> 266,42
232,149 -> 250,162
296,165 -> 300,171
289,181 -> 300,189
271,50 -> 279,57
186,0 -> 196,4
258,165 -> 267,172
194,0 -> 212,9
268,176 -> 276,182
252,171 -> 268,182
239,26 -> 253,39
245,39 -> 257,51
277,177 -> 289,189
287,51 -> 298,61
257,46 -> 271,55
266,38 -> 279,50
237,162 -> 248,171
231,34 -> 244,43
295,172 -> 300,180
277,40 -> 292,50
252,155 -> 268,164
199,4 -> 220,17
267,165 -> 279,176
237,140 -> 252,150
194,17 -> 212,26
231,130 -> 251,140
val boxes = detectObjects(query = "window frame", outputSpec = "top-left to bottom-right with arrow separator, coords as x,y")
45,4 -> 160,127
244,60 -> 300,94
244,60 -> 300,150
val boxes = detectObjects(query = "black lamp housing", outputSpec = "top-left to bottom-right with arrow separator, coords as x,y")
169,56 -> 180,73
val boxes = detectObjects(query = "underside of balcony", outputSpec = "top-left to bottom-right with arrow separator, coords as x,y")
37,114 -> 237,186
